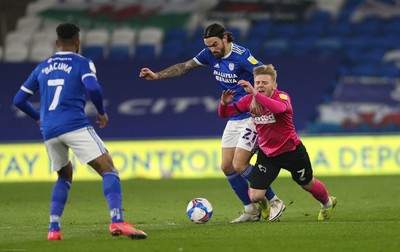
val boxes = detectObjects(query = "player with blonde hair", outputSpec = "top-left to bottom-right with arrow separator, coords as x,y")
219,64 -> 337,221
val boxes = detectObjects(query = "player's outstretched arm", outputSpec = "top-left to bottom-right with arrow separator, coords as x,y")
220,89 -> 235,105
139,59 -> 200,80
238,80 -> 256,95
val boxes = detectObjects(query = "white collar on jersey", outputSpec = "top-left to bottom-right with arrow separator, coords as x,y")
222,43 -> 234,59
55,51 -> 77,55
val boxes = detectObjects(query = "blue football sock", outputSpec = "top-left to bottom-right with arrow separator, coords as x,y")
265,187 -> 276,201
102,172 -> 124,223
226,172 -> 252,206
49,178 -> 71,231
240,164 -> 253,181
240,164 -> 276,201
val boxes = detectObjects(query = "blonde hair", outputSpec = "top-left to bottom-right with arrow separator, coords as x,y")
253,64 -> 277,82
250,64 -> 277,117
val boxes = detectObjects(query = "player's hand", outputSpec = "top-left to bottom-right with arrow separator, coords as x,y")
238,80 -> 256,95
139,68 -> 158,80
221,89 -> 235,105
96,113 -> 109,128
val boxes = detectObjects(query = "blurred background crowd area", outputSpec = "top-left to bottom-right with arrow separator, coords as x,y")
1,0 -> 400,138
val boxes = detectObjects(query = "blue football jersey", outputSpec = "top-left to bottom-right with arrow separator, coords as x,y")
194,43 -> 263,120
21,52 -> 97,140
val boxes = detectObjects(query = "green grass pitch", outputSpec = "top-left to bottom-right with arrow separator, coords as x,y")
0,175 -> 399,252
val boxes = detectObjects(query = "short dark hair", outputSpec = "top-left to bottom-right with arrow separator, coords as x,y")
203,23 -> 234,42
56,23 -> 80,43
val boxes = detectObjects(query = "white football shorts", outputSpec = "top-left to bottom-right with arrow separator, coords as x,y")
221,118 -> 258,152
45,126 -> 107,172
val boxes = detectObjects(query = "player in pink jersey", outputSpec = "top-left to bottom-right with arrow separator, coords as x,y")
218,64 -> 337,221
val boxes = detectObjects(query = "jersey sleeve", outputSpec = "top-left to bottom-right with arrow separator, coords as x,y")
255,92 -> 289,114
218,94 -> 251,118
80,59 -> 97,82
83,76 -> 105,115
80,60 -> 105,115
193,48 -> 210,66
239,49 -> 263,74
14,67 -> 41,120
21,67 -> 40,94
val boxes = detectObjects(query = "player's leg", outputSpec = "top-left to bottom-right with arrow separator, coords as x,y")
64,127 -> 147,239
45,137 -> 72,240
287,143 -> 337,221
249,149 -> 284,221
234,119 -> 285,221
221,121 -> 259,223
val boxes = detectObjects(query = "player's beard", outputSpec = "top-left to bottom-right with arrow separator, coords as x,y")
213,44 -> 225,59
250,98 -> 264,117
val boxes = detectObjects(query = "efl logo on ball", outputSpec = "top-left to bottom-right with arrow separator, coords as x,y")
186,198 -> 213,224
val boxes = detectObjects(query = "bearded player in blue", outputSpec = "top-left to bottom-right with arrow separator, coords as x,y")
13,23 -> 147,240
140,23 -> 286,222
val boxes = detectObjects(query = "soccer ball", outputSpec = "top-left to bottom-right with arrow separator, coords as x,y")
186,198 -> 213,224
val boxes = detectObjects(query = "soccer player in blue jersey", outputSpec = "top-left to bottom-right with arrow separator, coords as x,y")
13,23 -> 147,240
140,23 -> 286,222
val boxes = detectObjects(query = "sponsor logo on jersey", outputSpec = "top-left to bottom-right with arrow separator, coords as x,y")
47,57 -> 72,63
252,113 -> 276,124
247,56 -> 258,65
229,63 -> 235,71
213,70 -> 238,83
279,94 -> 288,100
214,63 -> 220,68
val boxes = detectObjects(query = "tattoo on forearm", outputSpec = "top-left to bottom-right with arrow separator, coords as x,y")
157,60 -> 198,79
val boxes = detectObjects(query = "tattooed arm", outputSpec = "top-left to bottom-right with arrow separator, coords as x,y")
139,59 -> 201,80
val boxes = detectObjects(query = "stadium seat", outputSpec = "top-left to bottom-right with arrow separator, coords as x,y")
135,44 -> 157,60
308,10 -> 333,24
31,29 -> 57,46
247,20 -> 274,40
290,37 -> 315,55
299,22 -> 326,38
137,27 -> 164,57
227,18 -> 251,41
16,16 -> 42,33
164,27 -> 188,43
109,27 -> 136,60
109,46 -> 131,60
111,27 -> 136,46
5,31 -> 32,48
82,28 -> 110,60
4,43 -> 29,62
161,39 -> 184,59
82,46 -> 106,61
242,37 -> 264,57
263,39 -> 288,56
29,42 -> 56,62
383,49 -> 400,63
273,24 -> 299,39
314,37 -> 341,55
26,0 -> 58,16
378,63 -> 400,78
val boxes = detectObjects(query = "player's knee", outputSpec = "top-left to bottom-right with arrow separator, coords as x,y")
300,177 -> 314,191
232,157 -> 247,173
221,165 -> 235,174
249,190 -> 264,203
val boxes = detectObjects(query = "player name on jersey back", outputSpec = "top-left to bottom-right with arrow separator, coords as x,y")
42,57 -> 73,75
